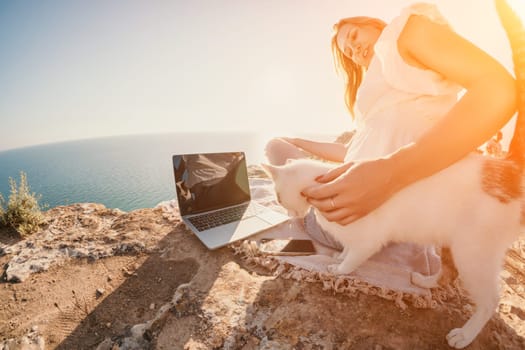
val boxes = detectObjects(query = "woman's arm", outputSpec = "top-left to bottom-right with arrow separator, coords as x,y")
303,14 -> 517,225
391,14 -> 517,190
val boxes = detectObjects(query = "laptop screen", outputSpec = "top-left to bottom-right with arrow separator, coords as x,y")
173,152 -> 251,216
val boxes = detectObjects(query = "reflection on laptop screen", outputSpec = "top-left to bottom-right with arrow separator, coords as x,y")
173,152 -> 251,215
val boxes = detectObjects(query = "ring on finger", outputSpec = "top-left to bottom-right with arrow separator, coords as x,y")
330,197 -> 336,209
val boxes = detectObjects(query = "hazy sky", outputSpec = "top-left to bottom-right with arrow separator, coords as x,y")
1,0 -> 523,151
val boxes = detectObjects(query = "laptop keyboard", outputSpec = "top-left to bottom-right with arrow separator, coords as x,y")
188,203 -> 264,231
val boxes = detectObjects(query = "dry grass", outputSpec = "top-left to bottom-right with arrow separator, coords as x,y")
0,171 -> 45,236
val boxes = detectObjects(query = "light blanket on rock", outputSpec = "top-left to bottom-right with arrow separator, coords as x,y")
239,178 -> 444,308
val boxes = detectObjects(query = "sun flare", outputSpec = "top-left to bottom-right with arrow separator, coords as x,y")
508,0 -> 525,20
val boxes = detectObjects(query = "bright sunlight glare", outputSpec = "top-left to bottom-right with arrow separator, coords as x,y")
508,0 -> 525,20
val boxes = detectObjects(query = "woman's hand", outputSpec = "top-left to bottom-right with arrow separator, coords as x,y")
301,158 -> 398,225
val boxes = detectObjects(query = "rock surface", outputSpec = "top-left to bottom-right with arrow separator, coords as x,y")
1,190 -> 525,349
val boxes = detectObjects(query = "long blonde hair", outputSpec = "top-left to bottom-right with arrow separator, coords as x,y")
331,17 -> 386,117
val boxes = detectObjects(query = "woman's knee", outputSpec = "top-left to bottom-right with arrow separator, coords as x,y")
264,137 -> 293,165
264,137 -> 311,165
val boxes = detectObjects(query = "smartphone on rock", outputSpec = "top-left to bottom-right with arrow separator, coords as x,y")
257,238 -> 316,256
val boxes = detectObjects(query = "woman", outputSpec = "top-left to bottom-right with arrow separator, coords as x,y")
266,3 -> 516,230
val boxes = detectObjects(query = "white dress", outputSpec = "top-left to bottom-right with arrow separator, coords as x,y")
336,3 -> 461,289
345,3 -> 462,162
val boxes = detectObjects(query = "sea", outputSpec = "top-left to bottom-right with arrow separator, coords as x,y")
0,132 -> 280,212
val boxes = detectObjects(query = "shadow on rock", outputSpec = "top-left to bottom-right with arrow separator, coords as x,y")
0,226 -> 23,250
55,231 -> 200,349
243,274 -> 525,349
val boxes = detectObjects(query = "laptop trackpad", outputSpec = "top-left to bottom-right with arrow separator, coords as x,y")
228,216 -> 272,241
198,216 -> 273,248
257,210 -> 289,225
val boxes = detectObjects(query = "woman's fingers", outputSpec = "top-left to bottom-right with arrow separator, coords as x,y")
302,181 -> 344,203
315,162 -> 353,183
303,158 -> 397,225
302,166 -> 352,200
306,194 -> 361,221
314,206 -> 364,225
306,196 -> 339,212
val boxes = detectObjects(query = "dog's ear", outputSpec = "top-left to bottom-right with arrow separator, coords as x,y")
260,163 -> 279,179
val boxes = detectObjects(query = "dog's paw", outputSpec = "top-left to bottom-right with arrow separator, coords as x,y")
335,251 -> 346,260
446,327 -> 475,349
327,263 -> 353,275
411,271 -> 440,289
327,264 -> 343,275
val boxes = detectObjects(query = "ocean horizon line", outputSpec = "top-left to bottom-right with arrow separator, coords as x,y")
0,130 -> 340,155
0,131 -> 263,154
0,131 -> 339,211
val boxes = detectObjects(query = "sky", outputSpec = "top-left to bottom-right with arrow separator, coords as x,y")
0,0 -> 523,151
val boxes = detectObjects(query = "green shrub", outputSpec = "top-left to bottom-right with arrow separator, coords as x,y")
0,171 -> 45,236
0,193 -> 5,225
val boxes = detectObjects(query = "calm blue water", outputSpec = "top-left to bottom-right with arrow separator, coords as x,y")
0,133 -> 269,211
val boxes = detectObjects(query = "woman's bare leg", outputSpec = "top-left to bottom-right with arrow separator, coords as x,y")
264,137 -> 313,165
265,137 -> 348,165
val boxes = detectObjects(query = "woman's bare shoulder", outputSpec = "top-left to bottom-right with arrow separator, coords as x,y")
396,14 -> 452,70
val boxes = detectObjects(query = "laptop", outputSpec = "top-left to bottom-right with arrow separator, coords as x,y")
172,151 -> 289,249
